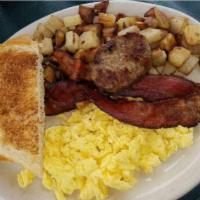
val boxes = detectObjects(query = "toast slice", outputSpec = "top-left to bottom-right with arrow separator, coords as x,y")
0,36 -> 44,177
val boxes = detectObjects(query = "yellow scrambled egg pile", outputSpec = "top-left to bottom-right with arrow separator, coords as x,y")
18,103 -> 193,200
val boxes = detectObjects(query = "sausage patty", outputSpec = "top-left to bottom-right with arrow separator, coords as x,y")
87,33 -> 152,93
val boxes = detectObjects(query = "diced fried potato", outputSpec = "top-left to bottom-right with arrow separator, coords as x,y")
140,28 -> 167,44
144,17 -> 158,28
79,5 -> 94,24
148,67 -> 159,75
44,66 -> 56,83
94,0 -> 109,14
75,24 -> 103,37
170,16 -> 189,34
144,7 -> 170,29
162,62 -> 177,75
156,65 -> 164,74
154,8 -> 170,29
117,25 -> 140,36
152,49 -> 167,67
181,37 -> 200,55
135,21 -> 147,30
39,38 -> 53,55
184,24 -> 200,45
179,55 -> 199,75
160,33 -> 177,51
33,23 -> 53,41
74,48 -> 98,63
55,30 -> 65,48
63,14 -> 82,27
65,31 -> 79,53
117,17 -> 137,30
98,13 -> 116,27
168,47 -> 191,67
45,15 -> 64,34
79,31 -> 100,50
144,7 -> 155,17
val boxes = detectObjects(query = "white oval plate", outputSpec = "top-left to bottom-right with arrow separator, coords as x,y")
1,1 -> 200,200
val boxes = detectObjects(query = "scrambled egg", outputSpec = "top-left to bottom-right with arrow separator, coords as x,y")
18,103 -> 193,200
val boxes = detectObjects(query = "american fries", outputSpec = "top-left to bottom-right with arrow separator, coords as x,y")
140,28 -> 167,44
170,16 -> 189,34
65,31 -> 79,53
117,17 -> 137,30
152,49 -> 167,67
40,38 -> 53,55
179,55 -> 199,75
79,31 -> 100,50
148,67 -> 159,75
184,25 -> 200,45
34,0 -> 200,82
45,15 -> 64,34
63,15 -> 82,27
33,23 -> 53,41
154,8 -> 170,29
75,24 -> 103,37
160,33 -> 177,51
55,30 -> 65,48
98,13 -> 116,27
162,62 -> 177,75
94,0 -> 109,14
169,47 -> 191,67
144,7 -> 170,29
79,5 -> 95,24
117,25 -> 140,36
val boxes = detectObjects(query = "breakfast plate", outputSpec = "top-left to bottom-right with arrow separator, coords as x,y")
1,1 -> 200,200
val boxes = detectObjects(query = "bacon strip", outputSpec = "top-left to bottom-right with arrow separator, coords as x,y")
89,89 -> 200,128
117,75 -> 200,102
45,81 -> 88,115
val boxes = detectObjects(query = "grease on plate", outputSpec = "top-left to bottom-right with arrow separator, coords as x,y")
18,103 -> 193,200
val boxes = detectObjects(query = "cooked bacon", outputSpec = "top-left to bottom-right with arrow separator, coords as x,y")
45,81 -> 88,115
53,50 -> 86,80
88,89 -> 200,128
117,75 -> 200,102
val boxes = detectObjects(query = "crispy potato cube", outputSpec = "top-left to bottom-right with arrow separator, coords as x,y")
179,55 -> 199,75
168,47 -> 191,67
162,62 -> 177,75
144,7 -> 155,17
144,17 -> 158,28
154,8 -> 170,29
148,67 -> 159,75
79,31 -> 100,50
181,37 -> 200,55
63,14 -> 82,27
117,25 -> 140,36
33,23 -> 53,41
184,24 -> 200,45
98,13 -> 116,28
156,65 -> 164,74
55,30 -> 65,48
94,0 -> 109,14
170,16 -> 189,34
45,15 -> 64,34
117,17 -> 137,30
75,24 -> 103,37
140,28 -> 167,44
79,5 -> 94,24
144,7 -> 170,29
65,31 -> 79,53
44,66 -> 56,83
152,49 -> 167,67
160,33 -> 177,51
40,37 -> 53,55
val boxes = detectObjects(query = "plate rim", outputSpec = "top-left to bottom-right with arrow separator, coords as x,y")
8,1 -> 200,200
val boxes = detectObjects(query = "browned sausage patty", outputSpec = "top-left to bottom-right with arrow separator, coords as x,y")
87,33 -> 152,93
